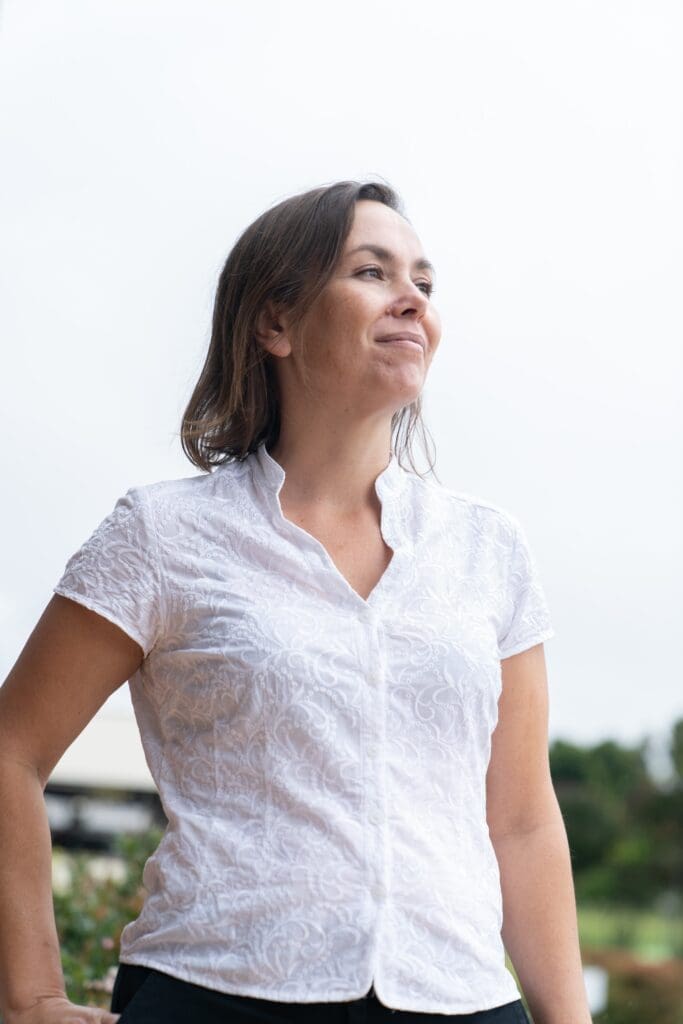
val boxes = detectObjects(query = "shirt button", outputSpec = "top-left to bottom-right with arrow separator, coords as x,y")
366,743 -> 380,759
371,881 -> 387,901
368,809 -> 383,826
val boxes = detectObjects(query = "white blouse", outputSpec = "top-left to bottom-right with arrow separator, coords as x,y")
53,441 -> 555,1014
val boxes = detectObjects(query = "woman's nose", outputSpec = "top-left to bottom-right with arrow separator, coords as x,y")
387,280 -> 429,316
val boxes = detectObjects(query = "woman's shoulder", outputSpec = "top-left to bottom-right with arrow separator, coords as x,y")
407,471 -> 520,541
127,459 -> 249,509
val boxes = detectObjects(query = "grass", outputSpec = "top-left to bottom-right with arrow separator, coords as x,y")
578,903 -> 683,962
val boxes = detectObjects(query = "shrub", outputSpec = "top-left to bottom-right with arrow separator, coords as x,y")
584,946 -> 683,1024
53,828 -> 163,1008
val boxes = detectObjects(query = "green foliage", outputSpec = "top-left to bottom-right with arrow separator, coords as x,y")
557,789 -> 622,873
551,718 -> 683,910
671,720 -> 683,782
551,738 -> 650,797
550,722 -> 683,1021
53,828 -> 163,1008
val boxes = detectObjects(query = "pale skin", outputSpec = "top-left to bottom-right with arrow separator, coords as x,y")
0,199 -> 592,1022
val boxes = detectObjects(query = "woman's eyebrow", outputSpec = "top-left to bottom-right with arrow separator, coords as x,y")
346,243 -> 436,277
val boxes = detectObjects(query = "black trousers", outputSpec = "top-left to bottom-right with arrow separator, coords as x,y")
111,963 -> 531,1023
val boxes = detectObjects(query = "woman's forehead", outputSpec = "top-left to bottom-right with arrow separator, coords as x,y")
344,203 -> 430,268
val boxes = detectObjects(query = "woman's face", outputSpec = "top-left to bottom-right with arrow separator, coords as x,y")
267,199 -> 442,418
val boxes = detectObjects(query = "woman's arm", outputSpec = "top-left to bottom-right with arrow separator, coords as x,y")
486,643 -> 592,1024
0,594 -> 143,1023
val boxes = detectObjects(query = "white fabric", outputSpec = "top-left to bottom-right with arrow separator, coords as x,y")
53,441 -> 555,1013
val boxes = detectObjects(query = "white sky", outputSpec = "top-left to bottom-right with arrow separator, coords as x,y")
1,0 -> 681,758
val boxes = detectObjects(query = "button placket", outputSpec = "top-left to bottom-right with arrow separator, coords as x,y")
362,610 -> 391,915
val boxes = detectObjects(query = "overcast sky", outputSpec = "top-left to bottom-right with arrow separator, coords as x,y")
1,1 -> 681,760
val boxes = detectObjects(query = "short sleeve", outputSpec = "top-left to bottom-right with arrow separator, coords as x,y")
53,486 -> 164,659
497,514 -> 555,660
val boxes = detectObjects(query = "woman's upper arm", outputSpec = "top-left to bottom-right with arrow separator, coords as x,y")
486,642 -> 559,841
0,594 -> 143,787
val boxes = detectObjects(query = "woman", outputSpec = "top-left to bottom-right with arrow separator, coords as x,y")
0,180 -> 592,1023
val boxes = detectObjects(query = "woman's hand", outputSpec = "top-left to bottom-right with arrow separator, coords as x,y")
5,996 -> 121,1024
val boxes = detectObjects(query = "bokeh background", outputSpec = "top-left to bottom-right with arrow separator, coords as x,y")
1,2 -> 681,1018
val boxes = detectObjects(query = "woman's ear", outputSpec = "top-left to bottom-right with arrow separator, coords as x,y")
254,301 -> 292,359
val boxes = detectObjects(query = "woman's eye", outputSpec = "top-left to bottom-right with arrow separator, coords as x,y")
356,267 -> 434,298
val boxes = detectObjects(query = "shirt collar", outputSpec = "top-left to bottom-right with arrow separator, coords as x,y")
251,441 -> 407,503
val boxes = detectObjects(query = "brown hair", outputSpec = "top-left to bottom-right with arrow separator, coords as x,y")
180,178 -> 437,478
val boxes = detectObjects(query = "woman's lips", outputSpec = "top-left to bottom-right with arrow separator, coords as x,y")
376,338 -> 424,352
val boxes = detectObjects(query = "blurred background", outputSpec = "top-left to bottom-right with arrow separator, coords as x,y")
1,1 -> 681,1019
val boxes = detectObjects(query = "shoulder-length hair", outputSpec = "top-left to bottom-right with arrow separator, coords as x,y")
180,178 -> 437,478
